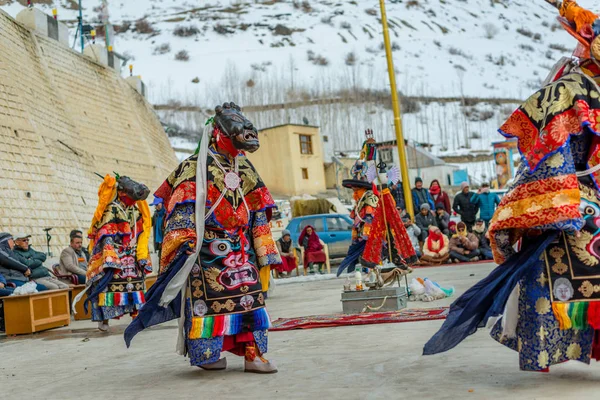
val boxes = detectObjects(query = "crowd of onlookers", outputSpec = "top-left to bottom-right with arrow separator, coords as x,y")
0,230 -> 90,297
391,177 -> 500,265
0,197 -> 168,298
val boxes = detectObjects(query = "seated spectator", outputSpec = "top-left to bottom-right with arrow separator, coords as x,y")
70,229 -> 90,261
299,225 -> 326,274
434,205 -> 450,236
275,230 -> 297,277
448,221 -> 457,236
449,222 -> 481,263
58,235 -> 88,284
0,233 -> 47,291
472,219 -> 493,260
0,271 -> 15,297
415,203 -> 437,245
402,216 -> 422,258
420,226 -> 450,265
13,233 -> 68,291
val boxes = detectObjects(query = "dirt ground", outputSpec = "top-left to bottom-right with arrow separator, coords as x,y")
1,262 -> 599,400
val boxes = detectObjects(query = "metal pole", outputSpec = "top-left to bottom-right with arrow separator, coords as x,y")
378,0 -> 414,220
78,0 -> 84,53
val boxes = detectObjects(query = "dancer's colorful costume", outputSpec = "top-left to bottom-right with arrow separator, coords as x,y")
77,174 -> 152,321
424,1 -> 600,371
125,102 -> 281,373
337,132 -> 417,276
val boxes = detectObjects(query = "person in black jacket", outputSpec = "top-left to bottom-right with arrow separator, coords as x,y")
414,203 -> 437,244
0,233 -> 47,291
435,205 -> 450,236
13,233 -> 67,290
452,182 -> 479,231
390,182 -> 406,212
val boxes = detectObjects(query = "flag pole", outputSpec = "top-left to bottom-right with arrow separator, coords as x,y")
378,0 -> 414,219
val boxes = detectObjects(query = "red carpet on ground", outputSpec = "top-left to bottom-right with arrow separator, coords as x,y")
413,259 -> 491,269
270,307 -> 449,331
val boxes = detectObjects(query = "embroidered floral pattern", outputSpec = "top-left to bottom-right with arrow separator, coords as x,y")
491,259 -> 594,371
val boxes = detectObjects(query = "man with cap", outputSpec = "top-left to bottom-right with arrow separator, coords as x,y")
411,177 -> 434,211
414,203 -> 437,246
275,229 -> 297,277
452,182 -> 478,231
13,233 -> 68,290
0,233 -> 47,291
150,196 -> 166,262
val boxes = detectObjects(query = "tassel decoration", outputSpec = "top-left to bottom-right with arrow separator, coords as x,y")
552,302 -> 572,330
588,301 -> 600,329
569,301 -> 589,330
560,0 -> 598,33
98,291 -> 146,307
189,307 -> 271,340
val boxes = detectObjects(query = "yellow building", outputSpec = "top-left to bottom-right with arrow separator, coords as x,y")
247,124 -> 327,197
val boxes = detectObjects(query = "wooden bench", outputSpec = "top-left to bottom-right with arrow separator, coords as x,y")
0,288 -> 71,335
70,285 -> 91,321
145,274 -> 158,290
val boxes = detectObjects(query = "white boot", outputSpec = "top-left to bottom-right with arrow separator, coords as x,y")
199,358 -> 227,371
244,345 -> 278,374
97,320 -> 109,332
244,357 -> 278,374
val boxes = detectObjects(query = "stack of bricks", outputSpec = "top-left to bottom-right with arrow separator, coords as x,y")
0,10 -> 178,254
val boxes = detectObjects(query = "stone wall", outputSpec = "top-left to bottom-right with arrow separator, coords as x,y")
0,10 -> 178,254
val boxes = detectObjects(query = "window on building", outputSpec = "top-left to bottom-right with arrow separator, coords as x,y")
323,135 -> 329,143
380,148 -> 393,163
301,168 -> 309,179
299,134 -> 313,155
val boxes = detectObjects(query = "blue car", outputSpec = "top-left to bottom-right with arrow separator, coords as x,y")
285,214 -> 353,259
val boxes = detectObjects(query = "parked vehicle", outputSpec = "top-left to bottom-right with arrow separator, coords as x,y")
285,214 -> 353,259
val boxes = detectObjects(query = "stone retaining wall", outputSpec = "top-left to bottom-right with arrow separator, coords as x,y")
0,10 -> 178,254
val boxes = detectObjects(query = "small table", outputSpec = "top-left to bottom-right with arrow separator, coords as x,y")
70,285 -> 91,321
1,289 -> 71,335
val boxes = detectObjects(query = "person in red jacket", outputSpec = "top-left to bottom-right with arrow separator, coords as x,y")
429,179 -> 451,214
299,225 -> 327,274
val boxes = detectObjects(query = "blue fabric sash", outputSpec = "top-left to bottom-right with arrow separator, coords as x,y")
83,270 -> 114,314
422,231 -> 558,355
124,245 -> 191,347
337,240 -> 366,276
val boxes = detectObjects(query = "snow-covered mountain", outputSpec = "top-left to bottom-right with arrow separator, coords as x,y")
2,0 -> 593,182
2,0 -> 584,101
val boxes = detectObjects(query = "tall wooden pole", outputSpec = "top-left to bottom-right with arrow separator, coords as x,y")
379,0 -> 414,219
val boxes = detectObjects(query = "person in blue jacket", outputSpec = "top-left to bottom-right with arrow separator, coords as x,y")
470,182 -> 500,225
411,177 -> 434,211
0,271 -> 14,297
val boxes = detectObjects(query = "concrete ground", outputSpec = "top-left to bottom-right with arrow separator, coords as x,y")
1,262 -> 599,400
